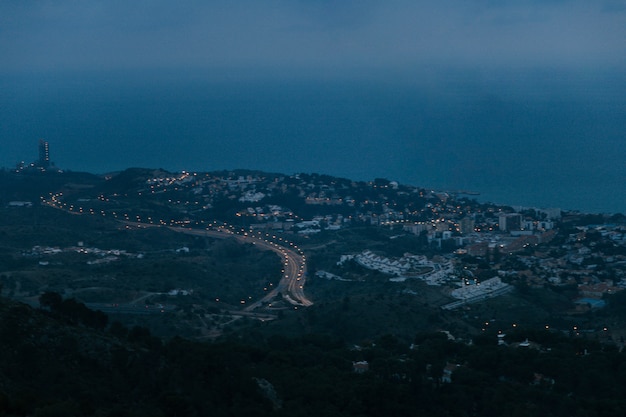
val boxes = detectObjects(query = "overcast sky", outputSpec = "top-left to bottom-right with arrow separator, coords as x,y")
2,0 -> 625,77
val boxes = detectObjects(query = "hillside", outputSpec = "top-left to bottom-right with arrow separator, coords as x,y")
1,168 -> 626,342
3,296 -> 626,416
1,167 -> 626,415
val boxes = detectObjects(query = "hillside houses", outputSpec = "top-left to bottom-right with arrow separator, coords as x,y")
343,250 -> 454,286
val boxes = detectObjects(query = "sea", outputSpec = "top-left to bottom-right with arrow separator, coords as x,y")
1,70 -> 625,214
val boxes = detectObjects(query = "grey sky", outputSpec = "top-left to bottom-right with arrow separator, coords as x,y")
2,0 -> 625,75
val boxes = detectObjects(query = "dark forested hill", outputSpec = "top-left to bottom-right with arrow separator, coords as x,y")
3,296 -> 626,416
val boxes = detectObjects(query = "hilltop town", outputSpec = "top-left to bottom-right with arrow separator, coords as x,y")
54,169 -> 626,292
2,164 -> 625,341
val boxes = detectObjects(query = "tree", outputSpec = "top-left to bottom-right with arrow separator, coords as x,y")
39,291 -> 63,310
109,320 -> 128,339
492,246 -> 502,263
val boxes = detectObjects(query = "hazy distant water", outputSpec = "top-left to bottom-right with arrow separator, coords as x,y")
1,71 -> 625,214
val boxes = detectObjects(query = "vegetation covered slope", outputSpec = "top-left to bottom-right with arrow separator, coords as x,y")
3,296 -> 626,416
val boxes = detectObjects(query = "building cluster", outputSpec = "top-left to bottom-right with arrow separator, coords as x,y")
41,167 -> 626,310
15,140 -> 58,172
339,250 -> 455,286
24,244 -> 140,265
136,170 -> 569,248
449,277 -> 512,302
494,223 -> 626,308
315,270 -> 351,282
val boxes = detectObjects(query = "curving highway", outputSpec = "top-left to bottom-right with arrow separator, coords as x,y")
168,226 -> 312,310
42,192 -> 311,310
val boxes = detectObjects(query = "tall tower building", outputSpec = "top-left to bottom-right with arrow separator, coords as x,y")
498,213 -> 522,232
38,139 -> 50,168
459,216 -> 475,234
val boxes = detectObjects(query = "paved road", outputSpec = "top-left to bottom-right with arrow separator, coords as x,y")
43,194 -> 313,310
167,226 -> 312,310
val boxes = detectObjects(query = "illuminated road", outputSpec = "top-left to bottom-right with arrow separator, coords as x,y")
42,193 -> 312,310
168,226 -> 312,310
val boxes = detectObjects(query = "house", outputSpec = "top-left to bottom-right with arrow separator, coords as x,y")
441,363 -> 460,383
352,361 -> 369,373
8,201 -> 32,207
579,282 -> 621,298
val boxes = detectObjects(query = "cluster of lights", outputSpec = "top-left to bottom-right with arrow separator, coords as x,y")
43,191 -> 310,308
480,321 -> 611,337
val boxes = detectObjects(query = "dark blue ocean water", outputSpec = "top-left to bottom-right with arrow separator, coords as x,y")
1,71 -> 625,214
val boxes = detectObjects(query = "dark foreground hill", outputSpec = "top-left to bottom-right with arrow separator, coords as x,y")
0,296 -> 272,416
3,296 -> 626,416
